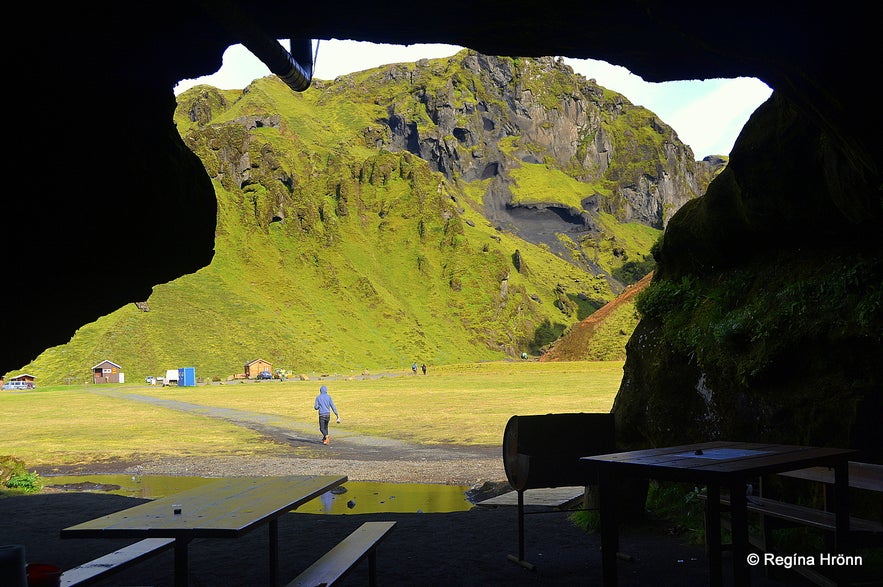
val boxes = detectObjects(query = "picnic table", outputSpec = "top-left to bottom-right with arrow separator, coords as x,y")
581,441 -> 857,587
60,474 -> 347,587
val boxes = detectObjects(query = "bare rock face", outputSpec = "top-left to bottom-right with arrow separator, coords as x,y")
373,52 -> 704,264
6,2 -> 881,464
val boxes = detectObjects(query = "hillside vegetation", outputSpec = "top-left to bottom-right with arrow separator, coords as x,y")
10,51 -> 718,384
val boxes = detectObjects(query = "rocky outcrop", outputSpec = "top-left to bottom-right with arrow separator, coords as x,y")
346,52 -> 719,285
378,53 -> 706,249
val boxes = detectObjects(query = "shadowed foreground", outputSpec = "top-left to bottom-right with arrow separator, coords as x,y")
2,493 -> 800,586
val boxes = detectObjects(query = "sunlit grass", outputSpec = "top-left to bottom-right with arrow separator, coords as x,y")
0,391 -> 277,470
1,361 -> 622,468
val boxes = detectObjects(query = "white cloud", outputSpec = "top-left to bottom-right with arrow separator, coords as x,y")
173,40 -> 461,93
174,41 -> 772,159
563,59 -> 772,157
312,40 -> 462,80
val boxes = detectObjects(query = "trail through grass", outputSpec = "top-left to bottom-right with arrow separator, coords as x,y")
1,361 -> 623,469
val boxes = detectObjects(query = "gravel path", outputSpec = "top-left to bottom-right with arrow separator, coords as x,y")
59,390 -> 507,489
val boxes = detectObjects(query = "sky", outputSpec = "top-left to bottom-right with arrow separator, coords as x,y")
174,40 -> 772,158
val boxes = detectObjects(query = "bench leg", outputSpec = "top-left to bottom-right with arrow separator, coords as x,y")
368,549 -> 377,587
598,470 -> 619,587
729,479 -> 750,587
270,518 -> 280,586
174,538 -> 191,587
832,461 -> 851,553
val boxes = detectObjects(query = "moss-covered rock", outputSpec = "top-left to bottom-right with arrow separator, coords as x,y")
614,93 -> 883,465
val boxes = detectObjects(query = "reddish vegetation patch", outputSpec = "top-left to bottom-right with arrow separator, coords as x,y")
540,272 -> 653,362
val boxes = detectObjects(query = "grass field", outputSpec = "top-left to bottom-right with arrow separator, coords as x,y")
1,361 -> 623,470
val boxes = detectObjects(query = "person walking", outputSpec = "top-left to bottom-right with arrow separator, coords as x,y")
314,384 -> 340,445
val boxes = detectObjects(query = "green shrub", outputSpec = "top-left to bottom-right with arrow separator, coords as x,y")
645,481 -> 707,545
5,470 -> 44,494
1,456 -> 44,495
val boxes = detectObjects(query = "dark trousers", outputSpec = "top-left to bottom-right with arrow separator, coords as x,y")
318,414 -> 330,438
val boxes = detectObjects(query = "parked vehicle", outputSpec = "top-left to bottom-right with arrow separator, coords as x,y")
164,369 -> 179,386
256,371 -> 273,380
145,376 -> 157,385
2,380 -> 35,390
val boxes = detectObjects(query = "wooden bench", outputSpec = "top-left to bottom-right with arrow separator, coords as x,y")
60,537 -> 175,587
716,494 -> 882,537
702,461 -> 882,586
286,521 -> 395,587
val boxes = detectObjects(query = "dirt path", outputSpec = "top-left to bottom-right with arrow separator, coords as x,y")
74,389 -> 506,488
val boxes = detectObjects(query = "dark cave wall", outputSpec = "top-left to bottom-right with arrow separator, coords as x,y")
4,1 -> 881,462
613,94 -> 883,462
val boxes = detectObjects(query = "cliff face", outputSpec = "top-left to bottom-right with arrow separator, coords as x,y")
377,53 -> 710,237
182,51 -> 709,291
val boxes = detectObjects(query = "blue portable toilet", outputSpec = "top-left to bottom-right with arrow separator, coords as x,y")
178,367 -> 196,387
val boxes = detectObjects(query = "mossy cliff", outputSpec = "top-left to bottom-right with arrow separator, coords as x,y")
179,50 -> 716,285
13,52 -> 716,383
615,93 -> 883,463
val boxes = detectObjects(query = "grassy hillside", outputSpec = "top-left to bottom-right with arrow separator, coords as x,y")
22,149 -> 606,383
8,54 -> 685,385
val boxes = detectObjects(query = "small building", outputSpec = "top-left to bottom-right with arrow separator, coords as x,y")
92,360 -> 124,384
244,359 -> 272,379
8,373 -> 36,384
3,374 -> 37,389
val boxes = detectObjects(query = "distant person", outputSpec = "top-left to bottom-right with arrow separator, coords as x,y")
421,363 -> 427,375
314,384 -> 340,445
412,362 -> 418,375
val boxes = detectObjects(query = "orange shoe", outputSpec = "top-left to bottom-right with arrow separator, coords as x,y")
323,437 -> 330,445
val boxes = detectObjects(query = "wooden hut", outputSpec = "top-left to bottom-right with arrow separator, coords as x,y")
244,359 -> 272,379
91,360 -> 124,384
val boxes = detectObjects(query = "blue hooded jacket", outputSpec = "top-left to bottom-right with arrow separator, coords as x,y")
314,385 -> 338,417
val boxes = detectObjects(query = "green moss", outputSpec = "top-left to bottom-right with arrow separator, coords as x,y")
636,253 -> 883,387
508,163 -> 598,208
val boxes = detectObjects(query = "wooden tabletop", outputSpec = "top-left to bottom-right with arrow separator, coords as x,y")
61,475 -> 347,540
581,441 -> 857,483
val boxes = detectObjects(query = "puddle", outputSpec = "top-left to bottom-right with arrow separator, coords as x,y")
43,475 -> 476,514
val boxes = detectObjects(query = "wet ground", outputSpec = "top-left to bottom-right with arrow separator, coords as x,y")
44,387 -> 506,489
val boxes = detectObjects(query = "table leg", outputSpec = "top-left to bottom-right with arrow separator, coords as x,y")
705,484 -> 722,587
832,461 -> 850,553
174,538 -> 190,587
270,518 -> 279,586
728,479 -> 750,586
598,469 -> 619,586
